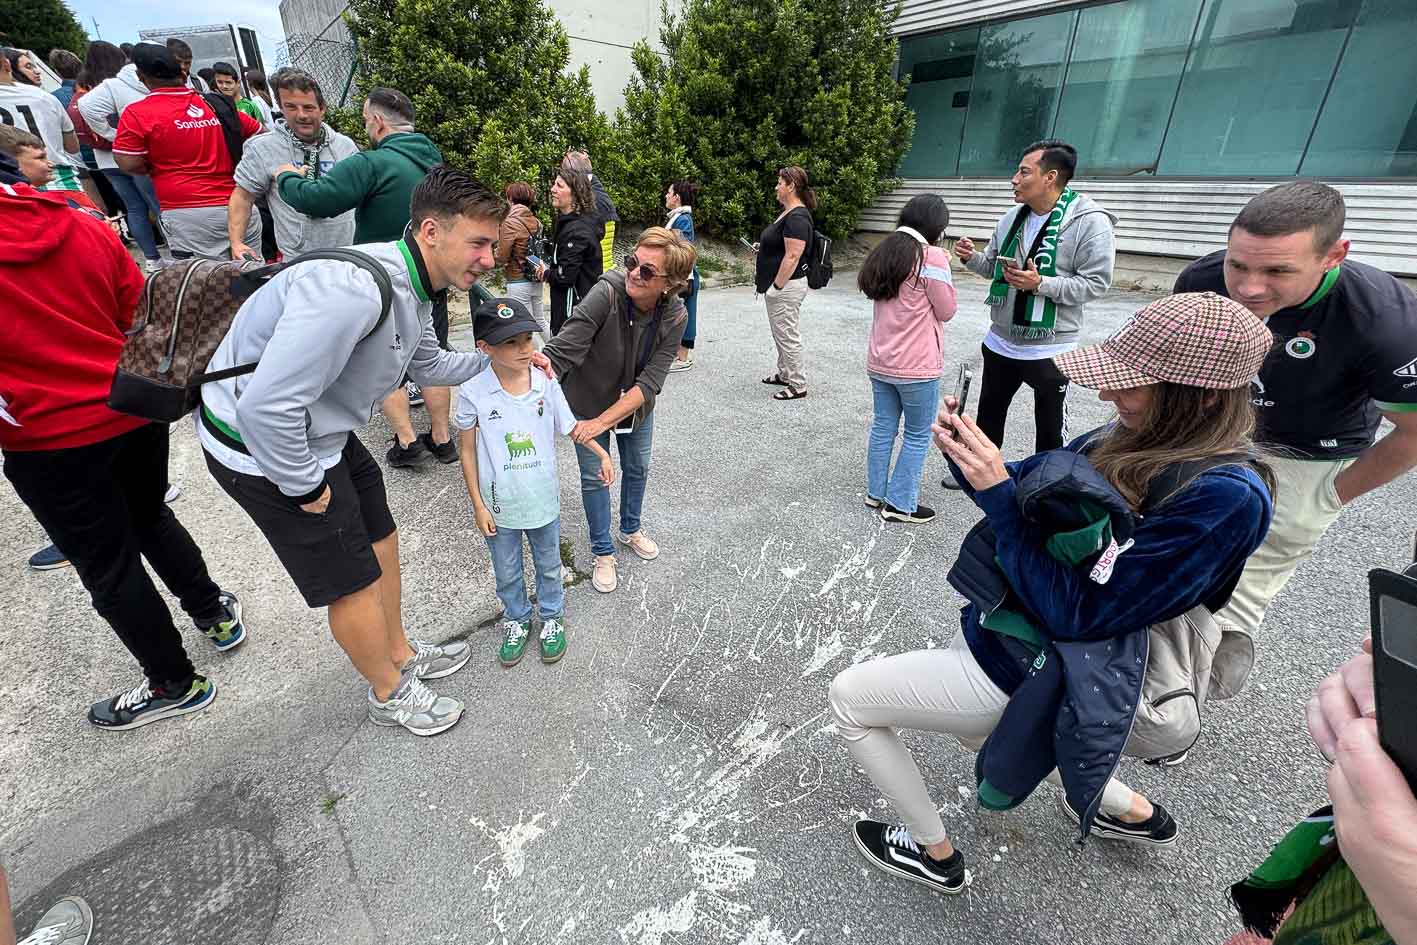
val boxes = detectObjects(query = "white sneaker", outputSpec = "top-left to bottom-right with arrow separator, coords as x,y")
618,530 -> 660,560
18,895 -> 93,945
669,355 -> 695,373
592,554 -> 618,593
164,483 -> 182,503
144,258 -> 165,275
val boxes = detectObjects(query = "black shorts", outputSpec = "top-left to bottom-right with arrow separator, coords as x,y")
205,434 -> 397,608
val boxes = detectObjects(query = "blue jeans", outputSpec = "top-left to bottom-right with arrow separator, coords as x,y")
574,410 -> 654,557
867,376 -> 941,513
103,169 -> 161,261
485,519 -> 564,621
682,272 -> 698,348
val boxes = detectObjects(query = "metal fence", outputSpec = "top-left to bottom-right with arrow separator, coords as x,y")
274,10 -> 361,108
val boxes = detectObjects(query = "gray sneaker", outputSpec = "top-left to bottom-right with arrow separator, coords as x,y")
367,674 -> 463,736
20,896 -> 93,945
404,637 -> 472,679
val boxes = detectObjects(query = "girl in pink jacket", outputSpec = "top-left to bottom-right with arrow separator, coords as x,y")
858,195 -> 958,523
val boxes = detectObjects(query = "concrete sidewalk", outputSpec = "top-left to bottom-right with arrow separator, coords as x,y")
2,271 -> 1412,944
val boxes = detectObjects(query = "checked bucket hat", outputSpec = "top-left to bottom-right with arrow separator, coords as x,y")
1055,292 -> 1273,391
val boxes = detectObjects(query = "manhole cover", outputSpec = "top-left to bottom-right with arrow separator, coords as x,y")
17,801 -> 281,944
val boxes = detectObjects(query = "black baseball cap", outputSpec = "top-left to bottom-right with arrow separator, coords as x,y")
131,43 -> 183,80
473,297 -> 542,345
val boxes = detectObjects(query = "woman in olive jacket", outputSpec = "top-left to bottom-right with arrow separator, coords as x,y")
534,166 -> 603,335
542,226 -> 696,596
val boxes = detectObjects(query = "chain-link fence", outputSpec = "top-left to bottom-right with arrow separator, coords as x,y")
274,12 -> 361,108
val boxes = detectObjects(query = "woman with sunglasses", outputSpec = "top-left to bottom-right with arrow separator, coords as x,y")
542,227 -> 697,594
534,166 -> 603,335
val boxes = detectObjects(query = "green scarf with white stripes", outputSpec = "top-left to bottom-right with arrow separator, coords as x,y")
986,187 -> 1077,340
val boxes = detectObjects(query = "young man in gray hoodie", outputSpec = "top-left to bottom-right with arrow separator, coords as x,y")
951,140 -> 1116,480
200,167 -> 553,736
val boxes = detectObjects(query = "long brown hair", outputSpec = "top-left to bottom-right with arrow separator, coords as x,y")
778,165 -> 817,210
1088,384 -> 1274,509
555,167 -> 594,217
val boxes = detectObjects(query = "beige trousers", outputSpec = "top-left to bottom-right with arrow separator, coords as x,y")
764,279 -> 808,391
1216,455 -> 1353,638
829,633 -> 1135,846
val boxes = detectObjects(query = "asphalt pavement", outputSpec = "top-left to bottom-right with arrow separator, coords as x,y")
2,267 -> 1413,945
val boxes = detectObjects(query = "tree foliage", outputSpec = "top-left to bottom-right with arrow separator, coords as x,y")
341,0 -> 609,202
599,0 -> 913,240
0,0 -> 89,61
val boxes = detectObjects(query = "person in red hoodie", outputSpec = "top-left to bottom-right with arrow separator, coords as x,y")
0,180 -> 249,731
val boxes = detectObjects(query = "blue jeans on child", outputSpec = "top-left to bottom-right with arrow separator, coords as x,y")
573,411 -> 654,557
867,376 -> 941,513
485,519 -> 564,621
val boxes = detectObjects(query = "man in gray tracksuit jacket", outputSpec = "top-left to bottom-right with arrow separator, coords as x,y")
199,167 -> 542,736
951,139 -> 1116,476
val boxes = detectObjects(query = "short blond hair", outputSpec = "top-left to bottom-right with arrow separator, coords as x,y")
636,226 -> 697,293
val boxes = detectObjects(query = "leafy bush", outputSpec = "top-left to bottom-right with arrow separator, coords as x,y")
0,0 -> 88,61
599,0 -> 913,240
341,0 -> 610,204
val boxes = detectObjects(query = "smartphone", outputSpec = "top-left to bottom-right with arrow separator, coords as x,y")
739,237 -> 755,251
1371,567 -> 1417,790
613,390 -> 636,434
954,363 -> 974,416
1011,240 -> 1029,270
526,254 -> 544,269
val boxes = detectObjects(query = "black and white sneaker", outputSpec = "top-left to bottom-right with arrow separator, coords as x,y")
1143,748 -> 1190,768
864,495 -> 883,510
1060,795 -> 1179,847
405,381 -> 425,407
881,503 -> 937,524
850,820 -> 968,895
87,676 -> 217,731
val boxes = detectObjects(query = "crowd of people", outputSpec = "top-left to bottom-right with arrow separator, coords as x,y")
2,41 -> 1417,942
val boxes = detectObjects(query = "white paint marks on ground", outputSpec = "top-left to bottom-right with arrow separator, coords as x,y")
469,810 -> 547,887
689,843 -> 758,894
737,917 -> 807,945
618,891 -> 699,945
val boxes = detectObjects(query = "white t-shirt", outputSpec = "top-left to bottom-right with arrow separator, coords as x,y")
984,208 -> 1076,361
0,82 -> 79,171
453,368 -> 577,530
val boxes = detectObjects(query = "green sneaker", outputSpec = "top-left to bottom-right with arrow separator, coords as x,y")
539,616 -> 567,663
498,619 -> 531,667
199,591 -> 246,652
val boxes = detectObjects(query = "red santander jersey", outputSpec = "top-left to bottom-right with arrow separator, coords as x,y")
113,87 -> 262,209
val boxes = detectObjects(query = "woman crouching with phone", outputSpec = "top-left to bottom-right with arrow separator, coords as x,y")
828,293 -> 1276,894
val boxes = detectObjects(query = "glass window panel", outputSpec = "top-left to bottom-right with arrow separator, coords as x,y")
957,11 -> 1076,177
1301,0 -> 1417,177
1159,0 -> 1359,176
1051,0 -> 1203,176
897,28 -> 979,178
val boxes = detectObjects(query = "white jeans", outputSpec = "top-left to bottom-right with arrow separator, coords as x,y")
1216,455 -> 1352,637
829,633 -> 1136,845
505,279 -> 548,340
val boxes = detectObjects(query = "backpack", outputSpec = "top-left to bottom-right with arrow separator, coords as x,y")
201,92 -> 245,165
1125,452 -> 1261,761
806,227 -> 833,289
107,249 -> 393,424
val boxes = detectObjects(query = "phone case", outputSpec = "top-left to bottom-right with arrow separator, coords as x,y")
1370,567 -> 1417,791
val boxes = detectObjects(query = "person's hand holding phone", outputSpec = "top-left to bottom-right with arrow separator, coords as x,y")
1003,258 -> 1043,292
937,413 -> 1008,492
1312,639 -> 1417,944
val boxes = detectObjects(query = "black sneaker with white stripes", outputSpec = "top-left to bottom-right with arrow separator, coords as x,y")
851,820 -> 967,895
1061,794 -> 1179,846
1143,748 -> 1190,768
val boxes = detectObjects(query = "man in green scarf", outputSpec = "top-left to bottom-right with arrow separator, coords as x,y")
950,140 -> 1116,484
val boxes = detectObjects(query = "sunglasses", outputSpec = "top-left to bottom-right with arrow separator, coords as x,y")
623,254 -> 664,282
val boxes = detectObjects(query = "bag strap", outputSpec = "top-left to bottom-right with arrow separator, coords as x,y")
201,92 -> 245,165
190,249 -> 394,386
